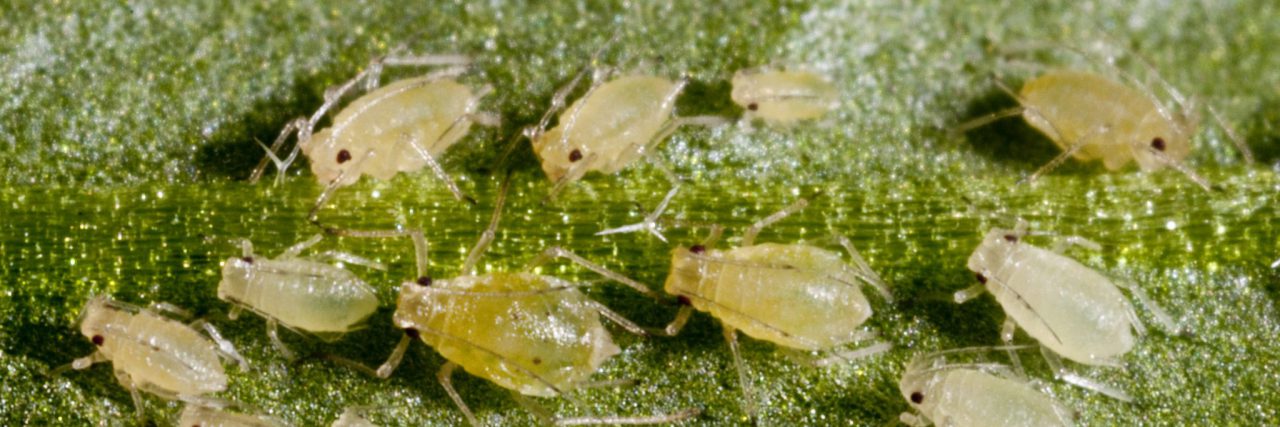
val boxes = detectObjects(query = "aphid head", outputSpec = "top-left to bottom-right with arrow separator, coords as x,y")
1130,109 -> 1193,171
78,295 -> 120,342
966,228 -> 1020,279
298,128 -> 371,188
898,354 -> 945,412
216,256 -> 256,303
664,245 -> 711,297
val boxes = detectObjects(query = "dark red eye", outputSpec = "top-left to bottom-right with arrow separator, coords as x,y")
337,149 -> 353,164
1151,137 -> 1166,151
569,149 -> 583,162
404,328 -> 420,339
910,391 -> 924,404
747,102 -> 759,111
975,272 -> 987,284
240,256 -> 254,264
689,245 -> 706,254
416,276 -> 432,287
91,335 -> 104,346
1002,234 -> 1018,243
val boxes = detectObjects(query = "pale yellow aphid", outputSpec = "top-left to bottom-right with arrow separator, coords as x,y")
218,235 -> 387,359
62,296 -> 246,419
958,225 -> 1180,401
959,70 -> 1235,190
251,52 -> 499,220
178,404 -> 284,427
659,197 -> 892,420
731,67 -> 838,124
335,177 -> 699,426
898,347 -> 1075,427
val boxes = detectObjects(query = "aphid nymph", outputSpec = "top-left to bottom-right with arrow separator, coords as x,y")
731,67 -> 838,125
898,347 -> 1075,427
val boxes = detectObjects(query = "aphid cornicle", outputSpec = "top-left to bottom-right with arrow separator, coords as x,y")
659,197 -> 892,419
218,234 -> 385,359
337,176 -> 699,426
62,296 -> 247,419
250,51 -> 500,220
178,404 -> 284,427
959,225 -> 1179,401
730,67 -> 838,124
898,348 -> 1075,427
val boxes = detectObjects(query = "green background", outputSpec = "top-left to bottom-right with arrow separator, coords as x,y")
2,1 -> 1279,425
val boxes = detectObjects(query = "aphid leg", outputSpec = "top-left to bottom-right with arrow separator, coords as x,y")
380,53 -> 471,67
148,302 -> 193,319
595,184 -> 680,242
1271,258 -> 1280,269
1021,124 -> 1109,185
554,408 -> 704,426
701,225 -> 725,247
325,227 -> 429,280
953,106 -> 1025,134
833,233 -> 891,302
122,378 -> 147,423
741,197 -> 811,246
1000,316 -> 1027,378
463,173 -> 512,274
811,341 -> 892,368
280,233 -> 324,258
191,319 -> 250,371
545,152 -> 598,202
375,333 -> 413,379
50,351 -> 106,375
661,304 -> 696,336
722,327 -> 759,421
227,305 -> 243,320
524,246 -> 663,300
1143,144 -> 1214,191
1040,347 -> 1133,402
237,238 -> 254,258
437,361 -> 482,427
953,284 -> 986,303
898,411 -> 928,427
1048,235 -> 1102,253
1208,105 -> 1255,163
265,318 -> 296,361
1114,279 -> 1181,335
584,300 -> 649,337
314,250 -> 388,271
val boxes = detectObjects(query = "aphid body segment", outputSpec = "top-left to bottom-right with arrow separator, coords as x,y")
178,404 -> 284,427
965,228 -> 1135,365
218,236 -> 379,335
1018,71 -> 1190,172
77,296 -> 228,397
898,351 -> 1074,427
391,272 -> 620,397
531,75 -> 688,184
731,68 -> 837,124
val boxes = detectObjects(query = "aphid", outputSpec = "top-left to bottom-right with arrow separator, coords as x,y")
959,225 -> 1179,400
339,176 -> 700,426
251,51 -> 499,220
731,67 -> 838,125
178,404 -> 284,427
898,347 -> 1075,427
958,67 -> 1251,190
660,196 -> 892,419
218,234 -> 390,359
524,50 -> 727,239
60,296 -> 247,419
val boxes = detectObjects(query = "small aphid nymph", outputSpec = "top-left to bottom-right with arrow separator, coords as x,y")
731,67 -> 838,124
179,404 -> 284,427
898,348 -> 1075,427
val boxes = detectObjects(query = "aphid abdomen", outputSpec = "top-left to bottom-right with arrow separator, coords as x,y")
179,404 -> 282,427
304,78 -> 476,186
1020,72 -> 1157,170
398,274 -> 619,397
107,312 -> 226,395
991,245 -> 1135,364
731,70 -> 836,123
700,244 -> 873,350
533,76 -> 677,181
229,259 -> 378,333
926,370 -> 1072,427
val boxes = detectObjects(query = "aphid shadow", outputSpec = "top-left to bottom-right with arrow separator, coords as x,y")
1242,97 -> 1280,165
955,88 -> 1098,175
193,74 -> 328,181
677,78 -> 741,120
892,269 -> 1006,348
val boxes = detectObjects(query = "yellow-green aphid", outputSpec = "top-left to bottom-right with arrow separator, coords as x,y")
959,70 -> 1230,190
660,197 -> 892,420
363,177 -> 700,426
958,225 -> 1180,401
898,347 -> 1075,427
61,296 -> 247,420
178,404 -> 284,427
251,51 -> 498,220
218,235 -> 384,359
525,52 -> 727,240
731,67 -> 837,124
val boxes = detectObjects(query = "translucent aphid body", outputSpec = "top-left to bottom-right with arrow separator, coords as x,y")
392,272 -> 619,397
218,236 -> 378,334
730,68 -> 837,124
898,350 -> 1074,427
659,198 -> 891,419
302,76 -> 487,188
960,226 -> 1178,400
77,297 -> 227,396
178,404 -> 283,427
531,75 -> 686,183
1018,71 -> 1189,172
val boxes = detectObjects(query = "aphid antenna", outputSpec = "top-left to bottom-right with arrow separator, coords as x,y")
462,169 -> 512,275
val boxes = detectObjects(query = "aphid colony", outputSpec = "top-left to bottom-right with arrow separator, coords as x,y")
57,40 -> 1223,426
